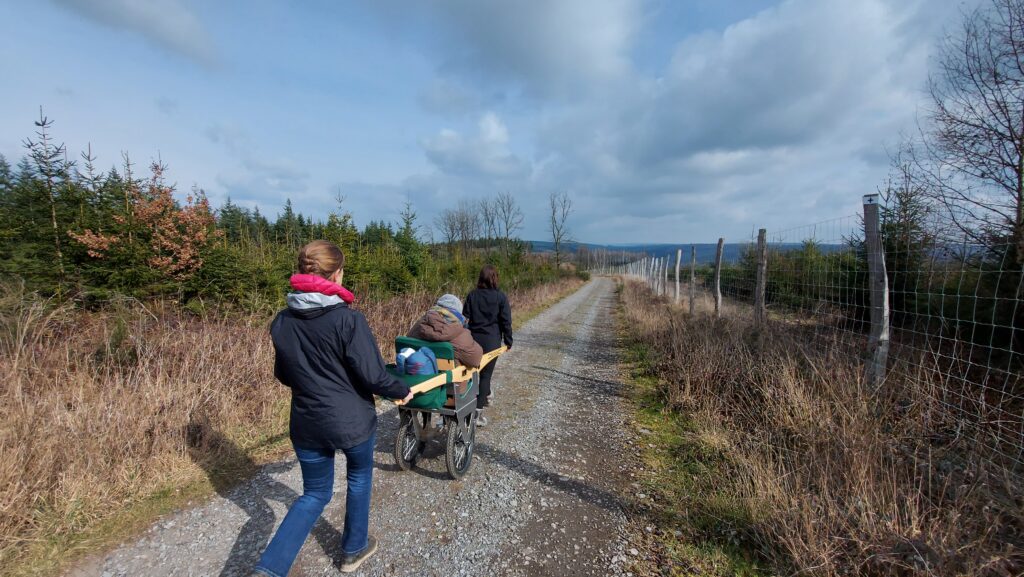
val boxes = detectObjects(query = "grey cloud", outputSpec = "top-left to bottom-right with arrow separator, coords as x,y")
205,123 -> 310,207
621,0 -> 929,169
397,0 -> 958,242
50,0 -> 217,66
375,0 -> 641,99
418,77 -> 485,116
516,0 -> 949,241
156,97 -> 178,115
203,122 -> 248,155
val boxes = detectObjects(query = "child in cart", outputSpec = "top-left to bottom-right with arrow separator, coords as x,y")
406,294 -> 483,434
407,294 -> 483,368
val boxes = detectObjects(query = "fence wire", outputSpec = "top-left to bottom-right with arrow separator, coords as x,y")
603,209 -> 1024,471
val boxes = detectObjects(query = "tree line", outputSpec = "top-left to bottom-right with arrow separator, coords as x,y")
0,112 -> 572,312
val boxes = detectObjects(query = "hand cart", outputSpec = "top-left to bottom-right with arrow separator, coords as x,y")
386,336 -> 507,479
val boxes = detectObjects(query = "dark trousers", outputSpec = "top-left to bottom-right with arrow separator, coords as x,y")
477,359 -> 497,409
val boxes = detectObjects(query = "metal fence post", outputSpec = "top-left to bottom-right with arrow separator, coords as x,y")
689,245 -> 696,316
714,237 -> 724,318
863,194 -> 890,388
754,228 -> 767,328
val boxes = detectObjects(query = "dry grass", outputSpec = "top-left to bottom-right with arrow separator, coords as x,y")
619,279 -> 1022,577
0,276 -> 583,576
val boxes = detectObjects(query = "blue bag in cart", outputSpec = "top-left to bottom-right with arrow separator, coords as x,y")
404,346 -> 437,375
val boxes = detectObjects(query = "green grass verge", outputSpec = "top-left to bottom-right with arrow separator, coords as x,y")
617,292 -> 773,577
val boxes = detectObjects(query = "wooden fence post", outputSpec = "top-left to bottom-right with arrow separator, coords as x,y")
665,255 -> 670,299
653,257 -> 659,294
663,256 -> 668,297
754,228 -> 767,328
655,257 -> 660,295
863,194 -> 890,388
689,245 -> 696,316
661,257 -> 667,296
675,248 -> 682,304
714,238 -> 724,318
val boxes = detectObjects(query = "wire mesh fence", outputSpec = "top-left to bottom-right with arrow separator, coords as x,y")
601,200 -> 1024,472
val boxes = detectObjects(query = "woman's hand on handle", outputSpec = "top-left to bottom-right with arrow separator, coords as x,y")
401,391 -> 415,404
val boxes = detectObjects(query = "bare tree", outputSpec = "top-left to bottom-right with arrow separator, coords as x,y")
549,191 -> 572,269
454,200 -> 481,258
495,191 -> 524,259
434,208 -> 459,254
920,0 -> 1024,255
479,197 -> 497,250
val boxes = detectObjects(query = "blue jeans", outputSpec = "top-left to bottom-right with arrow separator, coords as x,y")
254,432 -> 376,577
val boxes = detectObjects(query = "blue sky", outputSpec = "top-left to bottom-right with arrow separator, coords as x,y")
0,0 -> 976,243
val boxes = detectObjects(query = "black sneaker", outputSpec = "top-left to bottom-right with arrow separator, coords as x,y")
340,536 -> 378,573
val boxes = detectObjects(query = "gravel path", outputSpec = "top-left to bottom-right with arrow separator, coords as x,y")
70,278 -> 635,577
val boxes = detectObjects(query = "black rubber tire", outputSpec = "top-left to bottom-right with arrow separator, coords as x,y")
393,412 -> 424,471
445,413 -> 476,479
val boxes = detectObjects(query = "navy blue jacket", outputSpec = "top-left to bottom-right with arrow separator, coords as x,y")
463,288 -> 513,351
270,292 -> 410,450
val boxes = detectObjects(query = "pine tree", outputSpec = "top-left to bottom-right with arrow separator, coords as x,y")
23,109 -> 68,281
396,200 -> 425,277
0,154 -> 15,249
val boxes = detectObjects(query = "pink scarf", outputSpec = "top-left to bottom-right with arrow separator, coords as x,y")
289,274 -> 356,304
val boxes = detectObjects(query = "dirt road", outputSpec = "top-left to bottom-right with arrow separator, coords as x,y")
76,278 -> 636,577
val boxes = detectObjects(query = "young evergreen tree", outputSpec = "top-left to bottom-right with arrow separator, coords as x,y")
0,154 -> 14,253
23,110 -> 68,281
276,199 -> 299,247
396,200 -> 425,276
218,197 -> 251,243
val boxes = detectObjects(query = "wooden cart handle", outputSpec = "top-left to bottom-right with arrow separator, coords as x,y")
393,345 -> 507,405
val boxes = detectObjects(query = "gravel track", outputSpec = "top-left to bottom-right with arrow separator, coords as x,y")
71,278 -> 634,577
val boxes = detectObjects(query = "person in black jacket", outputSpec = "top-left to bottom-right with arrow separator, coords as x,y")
463,264 -> 513,426
254,241 -> 412,577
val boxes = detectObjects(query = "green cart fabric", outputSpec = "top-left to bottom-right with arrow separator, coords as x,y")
388,337 -> 481,410
394,336 -> 456,362
385,365 -> 449,409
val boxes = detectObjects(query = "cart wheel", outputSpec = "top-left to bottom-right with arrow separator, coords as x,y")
445,413 -> 477,479
393,412 -> 424,471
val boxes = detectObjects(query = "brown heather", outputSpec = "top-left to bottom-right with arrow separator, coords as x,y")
0,276 -> 582,574
620,280 -> 1021,577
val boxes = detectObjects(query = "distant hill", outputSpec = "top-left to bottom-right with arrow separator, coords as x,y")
527,241 -> 848,264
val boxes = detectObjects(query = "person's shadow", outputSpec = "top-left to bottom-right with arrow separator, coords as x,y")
186,417 -> 344,577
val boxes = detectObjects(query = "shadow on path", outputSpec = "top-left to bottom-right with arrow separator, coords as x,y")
185,418 -> 344,577
524,365 -> 628,400
475,443 -> 627,514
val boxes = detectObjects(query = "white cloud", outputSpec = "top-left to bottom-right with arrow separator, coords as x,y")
51,0 -> 217,65
421,112 -> 528,178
